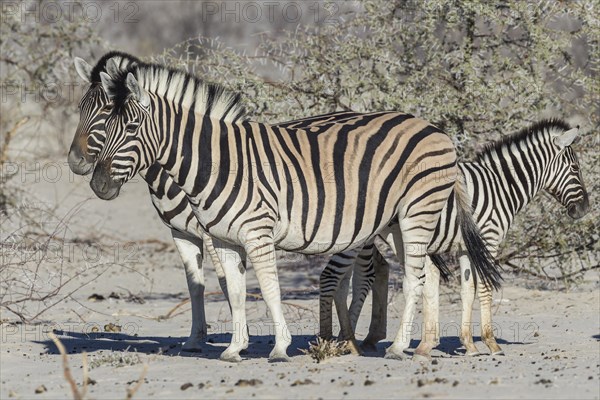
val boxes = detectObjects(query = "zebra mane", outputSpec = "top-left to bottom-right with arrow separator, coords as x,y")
90,51 -> 141,84
476,118 -> 571,161
106,61 -> 246,123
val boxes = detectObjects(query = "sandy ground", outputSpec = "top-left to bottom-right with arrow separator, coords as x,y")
1,160 -> 599,399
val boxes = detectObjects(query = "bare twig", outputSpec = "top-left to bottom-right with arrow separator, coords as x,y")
0,116 -> 29,166
125,364 -> 148,400
48,332 -> 83,400
81,353 -> 89,399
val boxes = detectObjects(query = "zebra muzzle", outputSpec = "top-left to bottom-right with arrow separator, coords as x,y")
567,196 -> 590,220
90,160 -> 122,200
67,144 -> 95,176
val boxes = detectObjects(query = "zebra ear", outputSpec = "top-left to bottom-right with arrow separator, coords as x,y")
106,58 -> 120,78
554,127 -> 579,148
74,57 -> 92,83
125,72 -> 150,108
99,71 -> 116,99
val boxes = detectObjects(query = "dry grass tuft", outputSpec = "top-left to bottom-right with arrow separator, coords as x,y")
300,337 -> 350,363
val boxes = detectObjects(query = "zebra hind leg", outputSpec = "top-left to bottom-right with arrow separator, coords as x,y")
414,256 -> 441,361
359,247 -> 388,352
382,224 -> 428,360
320,251 -> 360,354
332,266 -> 362,355
479,280 -> 504,355
459,254 -> 481,356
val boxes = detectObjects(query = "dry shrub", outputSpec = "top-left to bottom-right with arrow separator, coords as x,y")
155,0 -> 598,287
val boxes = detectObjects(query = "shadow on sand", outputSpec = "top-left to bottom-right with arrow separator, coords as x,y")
35,330 -> 316,360
360,336 -> 529,358
36,330 -> 529,360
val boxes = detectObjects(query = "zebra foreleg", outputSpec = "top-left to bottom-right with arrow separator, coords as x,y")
459,254 -> 481,356
215,240 -> 248,363
245,237 -> 291,362
202,234 -> 230,304
171,230 -> 207,351
414,256 -> 441,361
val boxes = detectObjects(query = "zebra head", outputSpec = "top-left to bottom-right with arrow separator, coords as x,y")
90,70 -> 155,200
68,53 -> 139,176
545,127 -> 589,219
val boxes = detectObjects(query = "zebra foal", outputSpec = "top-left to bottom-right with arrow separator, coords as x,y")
345,119 -> 590,357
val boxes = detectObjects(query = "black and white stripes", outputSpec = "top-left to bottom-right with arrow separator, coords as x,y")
89,59 -> 487,361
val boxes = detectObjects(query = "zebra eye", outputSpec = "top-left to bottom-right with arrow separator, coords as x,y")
125,123 -> 139,133
570,165 -> 580,173
103,104 -> 113,112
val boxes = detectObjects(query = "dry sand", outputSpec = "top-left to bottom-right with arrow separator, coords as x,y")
1,160 -> 599,399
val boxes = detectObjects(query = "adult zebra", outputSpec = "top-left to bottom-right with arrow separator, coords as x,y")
331,118 -> 590,358
88,60 -> 498,361
69,52 -> 248,352
69,54 -> 393,355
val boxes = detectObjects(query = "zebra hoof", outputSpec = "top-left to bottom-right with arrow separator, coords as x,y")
268,354 -> 291,363
412,353 -> 431,363
466,351 -> 481,357
346,339 -> 363,356
384,349 -> 407,360
491,350 -> 505,356
360,341 -> 379,353
182,337 -> 205,352
220,351 -> 243,363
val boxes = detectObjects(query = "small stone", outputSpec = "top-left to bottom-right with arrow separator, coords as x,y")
34,385 -> 47,394
235,379 -> 262,387
180,382 -> 193,391
364,379 -> 375,386
291,379 -> 315,386
88,294 -> 105,302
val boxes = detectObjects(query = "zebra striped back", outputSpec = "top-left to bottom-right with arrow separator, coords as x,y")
94,66 -> 458,254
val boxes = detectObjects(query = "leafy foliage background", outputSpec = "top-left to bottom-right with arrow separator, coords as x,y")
155,1 -> 599,286
1,0 -> 598,292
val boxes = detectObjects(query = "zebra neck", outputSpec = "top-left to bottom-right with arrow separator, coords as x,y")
475,147 -> 546,215
155,112 -> 254,203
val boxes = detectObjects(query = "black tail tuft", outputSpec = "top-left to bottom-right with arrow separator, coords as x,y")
429,254 -> 452,283
454,179 -> 503,291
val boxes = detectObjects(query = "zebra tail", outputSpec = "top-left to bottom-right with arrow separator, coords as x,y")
454,175 -> 503,291
429,254 -> 452,283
